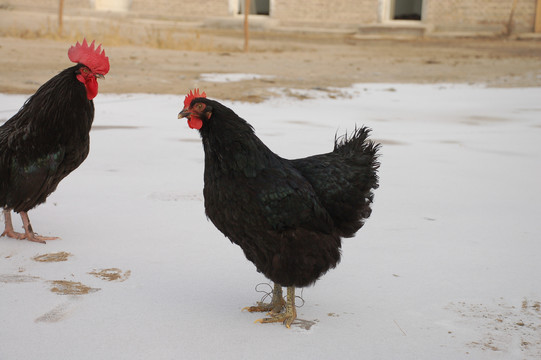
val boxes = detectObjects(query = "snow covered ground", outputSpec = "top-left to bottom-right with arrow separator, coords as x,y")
1,84 -> 540,359
199,73 -> 276,83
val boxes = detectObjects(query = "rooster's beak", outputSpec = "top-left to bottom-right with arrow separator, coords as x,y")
178,109 -> 191,119
95,74 -> 105,79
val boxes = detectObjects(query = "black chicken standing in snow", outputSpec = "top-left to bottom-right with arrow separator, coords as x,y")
0,39 -> 110,243
178,89 -> 380,328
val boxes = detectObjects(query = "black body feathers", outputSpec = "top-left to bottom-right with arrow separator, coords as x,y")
195,99 -> 380,288
0,64 -> 94,213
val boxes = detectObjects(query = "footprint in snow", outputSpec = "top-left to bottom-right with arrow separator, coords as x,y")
35,302 -> 75,323
32,251 -> 72,262
89,268 -> 131,282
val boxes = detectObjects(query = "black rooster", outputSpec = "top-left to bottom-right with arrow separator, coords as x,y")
179,89 -> 380,327
0,39 -> 109,243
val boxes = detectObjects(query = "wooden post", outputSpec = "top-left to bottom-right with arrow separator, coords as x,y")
58,0 -> 64,36
243,0 -> 251,52
534,0 -> 541,32
505,0 -> 519,35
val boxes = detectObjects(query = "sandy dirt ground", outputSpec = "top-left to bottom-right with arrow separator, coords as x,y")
1,30 -> 541,102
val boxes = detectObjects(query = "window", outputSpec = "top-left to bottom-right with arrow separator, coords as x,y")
238,0 -> 270,16
391,0 -> 423,21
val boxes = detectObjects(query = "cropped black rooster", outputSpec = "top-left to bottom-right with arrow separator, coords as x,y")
179,89 -> 380,328
0,39 -> 109,243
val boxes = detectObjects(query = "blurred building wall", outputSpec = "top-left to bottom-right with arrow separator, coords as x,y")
1,0 -> 538,34
271,0 -> 379,28
424,0 -> 537,34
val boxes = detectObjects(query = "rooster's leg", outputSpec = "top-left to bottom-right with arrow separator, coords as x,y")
255,286 -> 297,328
1,210 -> 26,240
18,211 -> 59,244
242,283 -> 285,314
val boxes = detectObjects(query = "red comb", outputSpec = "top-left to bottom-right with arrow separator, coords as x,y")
68,39 -> 110,75
184,89 -> 207,108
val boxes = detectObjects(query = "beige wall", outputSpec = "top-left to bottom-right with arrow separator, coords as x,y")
2,0 -> 91,11
272,0 -> 379,27
1,0 -> 538,34
270,0 -> 537,33
425,0 -> 537,33
130,0 -> 229,19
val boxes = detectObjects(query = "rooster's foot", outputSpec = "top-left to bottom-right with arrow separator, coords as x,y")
25,233 -> 59,244
1,229 -> 26,240
254,287 -> 297,328
19,211 -> 59,243
242,283 -> 285,314
243,300 -> 284,315
1,229 -> 58,244
255,310 -> 297,328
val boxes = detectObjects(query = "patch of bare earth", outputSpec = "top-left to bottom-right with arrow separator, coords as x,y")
49,280 -> 100,295
33,251 -> 72,262
447,298 -> 541,357
0,274 -> 40,283
89,268 -> 131,282
1,33 -> 541,103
